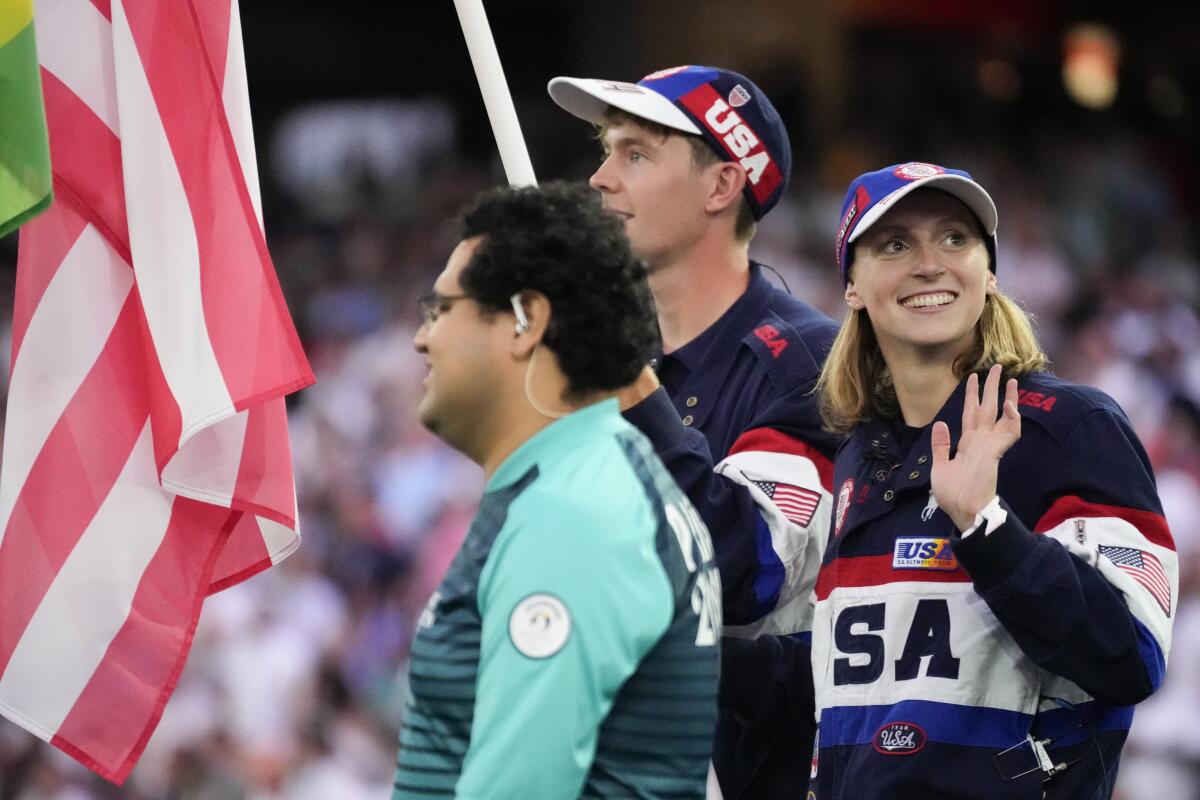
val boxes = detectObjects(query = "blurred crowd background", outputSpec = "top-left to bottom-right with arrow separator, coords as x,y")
2,1 -> 1199,798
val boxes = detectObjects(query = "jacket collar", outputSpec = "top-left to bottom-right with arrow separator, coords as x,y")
661,262 -> 774,373
837,373 -> 974,539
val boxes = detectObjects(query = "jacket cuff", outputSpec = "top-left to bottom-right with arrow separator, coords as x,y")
621,387 -> 689,452
951,497 -> 1040,590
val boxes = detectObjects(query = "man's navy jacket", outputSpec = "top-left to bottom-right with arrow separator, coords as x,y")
624,263 -> 840,798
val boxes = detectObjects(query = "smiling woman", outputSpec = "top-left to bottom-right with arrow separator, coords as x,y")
820,165 -> 1046,434
846,190 -> 995,373
807,162 -> 1178,800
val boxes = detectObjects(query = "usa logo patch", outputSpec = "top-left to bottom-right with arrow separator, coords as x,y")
893,537 -> 957,570
873,721 -> 926,755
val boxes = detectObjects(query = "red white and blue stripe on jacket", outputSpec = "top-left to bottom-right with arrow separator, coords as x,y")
811,370 -> 1176,800
625,265 -> 840,631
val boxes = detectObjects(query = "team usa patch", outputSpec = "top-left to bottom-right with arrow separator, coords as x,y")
873,721 -> 927,755
509,593 -> 572,658
893,162 -> 944,181
893,537 -> 958,571
728,83 -> 752,107
835,479 -> 854,535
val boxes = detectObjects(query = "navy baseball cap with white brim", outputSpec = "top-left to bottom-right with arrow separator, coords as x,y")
548,65 -> 792,220
548,76 -> 703,135
835,162 -> 999,285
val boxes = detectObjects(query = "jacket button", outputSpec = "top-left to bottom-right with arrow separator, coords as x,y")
682,415 -> 694,426
884,490 -> 895,501
874,470 -> 886,481
917,455 -> 928,464
686,396 -> 698,407
909,471 -> 920,480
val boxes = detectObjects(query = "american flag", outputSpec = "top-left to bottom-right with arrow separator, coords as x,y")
1099,545 -> 1172,617
752,479 -> 821,528
0,0 -> 312,784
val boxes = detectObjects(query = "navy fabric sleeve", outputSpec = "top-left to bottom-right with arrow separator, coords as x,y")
718,634 -> 814,721
626,384 -> 836,797
624,387 -> 833,627
624,388 -> 775,625
952,501 -> 1154,706
951,408 -> 1176,707
713,634 -> 816,798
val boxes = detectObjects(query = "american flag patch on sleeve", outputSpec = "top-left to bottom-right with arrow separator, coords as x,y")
752,480 -> 822,528
1099,545 -> 1172,617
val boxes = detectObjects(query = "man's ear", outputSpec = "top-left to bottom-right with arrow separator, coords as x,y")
511,291 -> 551,359
705,162 -> 747,216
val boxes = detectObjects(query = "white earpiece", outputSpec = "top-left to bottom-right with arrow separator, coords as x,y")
510,293 -> 530,334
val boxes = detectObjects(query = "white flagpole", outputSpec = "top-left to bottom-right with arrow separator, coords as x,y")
452,0 -> 538,187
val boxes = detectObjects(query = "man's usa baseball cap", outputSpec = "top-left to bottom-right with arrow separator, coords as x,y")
835,162 -> 999,285
548,65 -> 791,220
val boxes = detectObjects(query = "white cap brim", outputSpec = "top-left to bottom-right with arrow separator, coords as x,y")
547,76 -> 702,135
847,174 -> 999,245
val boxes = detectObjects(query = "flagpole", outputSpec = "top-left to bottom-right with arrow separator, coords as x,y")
452,0 -> 538,187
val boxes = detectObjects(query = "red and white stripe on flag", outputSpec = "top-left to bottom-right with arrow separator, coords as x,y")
0,0 -> 313,784
769,483 -> 821,527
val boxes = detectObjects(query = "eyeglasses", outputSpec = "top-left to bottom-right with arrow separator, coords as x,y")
417,292 -> 469,325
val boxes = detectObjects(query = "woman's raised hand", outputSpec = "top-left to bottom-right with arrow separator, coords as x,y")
930,364 -> 1022,532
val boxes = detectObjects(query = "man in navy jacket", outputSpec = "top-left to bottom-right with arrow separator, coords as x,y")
549,65 -> 839,799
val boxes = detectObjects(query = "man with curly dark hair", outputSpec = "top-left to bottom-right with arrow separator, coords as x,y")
453,178 -> 659,401
394,181 -> 722,799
